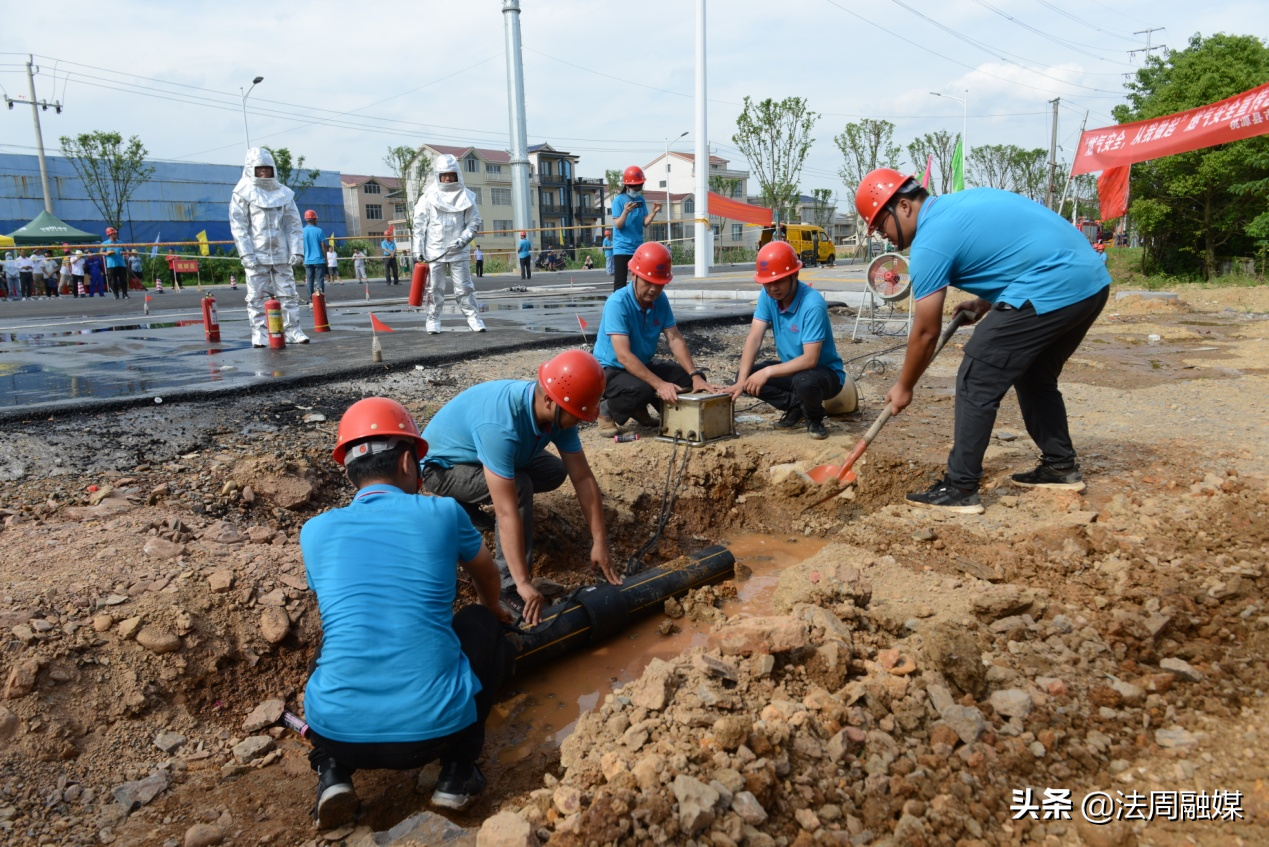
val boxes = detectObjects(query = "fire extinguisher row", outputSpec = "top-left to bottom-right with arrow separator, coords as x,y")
199,291 -> 332,349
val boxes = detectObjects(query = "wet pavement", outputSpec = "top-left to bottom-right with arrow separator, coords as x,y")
0,264 -> 871,419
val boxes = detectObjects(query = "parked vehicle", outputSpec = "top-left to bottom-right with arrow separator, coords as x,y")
758,224 -> 836,267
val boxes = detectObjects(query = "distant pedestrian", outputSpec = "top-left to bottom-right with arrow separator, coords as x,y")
610,166 -> 662,293
70,251 -> 85,298
4,253 -> 20,300
42,252 -> 58,297
517,232 -> 532,280
352,248 -> 367,282
381,236 -> 400,285
303,210 -> 326,303
473,244 -> 484,278
103,227 -> 129,299
58,254 -> 72,296
602,229 -> 614,276
583,254 -> 594,270
326,246 -> 341,283
17,252 -> 35,299
127,251 -> 144,290
85,251 -> 107,297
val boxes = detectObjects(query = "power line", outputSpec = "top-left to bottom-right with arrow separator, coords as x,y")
1030,0 -> 1139,42
968,0 -> 1131,62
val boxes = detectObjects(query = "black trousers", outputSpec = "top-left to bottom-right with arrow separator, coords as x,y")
747,360 -> 842,423
612,254 -> 632,293
107,266 -> 128,297
307,605 -> 511,776
384,257 -> 399,284
475,259 -> 484,277
948,286 -> 1109,491
519,257 -> 531,279
602,362 -> 691,423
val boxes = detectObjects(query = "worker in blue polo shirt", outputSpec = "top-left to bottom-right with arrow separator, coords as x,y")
726,241 -> 846,441
594,241 -> 718,437
609,166 -> 663,292
102,227 -> 129,299
300,397 -> 512,829
421,350 -> 621,626
301,210 -> 326,304
856,168 -> 1111,514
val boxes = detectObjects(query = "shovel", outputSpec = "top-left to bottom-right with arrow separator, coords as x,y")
804,311 -> 972,497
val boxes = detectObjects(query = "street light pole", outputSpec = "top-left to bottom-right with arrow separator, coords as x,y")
241,76 -> 263,148
930,90 -> 968,186
665,130 -> 688,244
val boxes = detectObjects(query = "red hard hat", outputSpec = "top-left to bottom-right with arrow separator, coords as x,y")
754,240 -> 802,284
106,227 -> 118,236
519,231 -> 527,238
331,397 -> 428,466
304,210 -> 318,220
628,241 -> 672,285
855,168 -> 914,229
622,165 -> 646,186
604,229 -> 611,235
538,350 -> 605,422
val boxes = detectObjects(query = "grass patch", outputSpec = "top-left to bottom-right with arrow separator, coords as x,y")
1106,247 -> 1265,289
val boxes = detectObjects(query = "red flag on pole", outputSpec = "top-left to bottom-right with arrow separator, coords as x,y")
370,313 -> 396,333
577,315 -> 588,330
145,295 -> 152,302
1097,166 -> 1131,221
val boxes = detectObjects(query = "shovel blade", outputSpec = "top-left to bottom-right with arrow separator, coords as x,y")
807,463 -> 842,484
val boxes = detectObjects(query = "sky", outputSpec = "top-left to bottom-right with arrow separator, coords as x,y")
2,0 -> 1267,205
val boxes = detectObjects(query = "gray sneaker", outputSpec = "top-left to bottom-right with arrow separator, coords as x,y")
905,479 -> 985,515
1010,462 -> 1085,492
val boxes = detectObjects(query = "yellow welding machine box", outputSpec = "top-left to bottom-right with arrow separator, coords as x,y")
656,392 -> 736,447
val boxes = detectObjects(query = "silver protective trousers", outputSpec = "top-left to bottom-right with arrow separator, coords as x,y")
426,260 -> 481,324
246,265 -> 307,343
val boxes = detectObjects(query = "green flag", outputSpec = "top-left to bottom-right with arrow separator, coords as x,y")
951,136 -> 965,192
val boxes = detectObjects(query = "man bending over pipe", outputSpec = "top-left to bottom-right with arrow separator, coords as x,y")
300,398 -> 512,828
422,350 -> 622,626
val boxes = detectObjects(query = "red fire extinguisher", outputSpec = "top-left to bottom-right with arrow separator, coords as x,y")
409,260 -> 429,308
202,293 -> 220,342
312,291 -> 330,333
265,297 -> 285,349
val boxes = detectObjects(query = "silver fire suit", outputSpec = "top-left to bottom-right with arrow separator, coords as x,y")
412,154 -> 484,333
229,147 -> 308,346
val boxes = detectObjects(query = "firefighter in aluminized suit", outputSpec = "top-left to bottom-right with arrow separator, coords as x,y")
229,147 -> 309,347
412,154 -> 485,334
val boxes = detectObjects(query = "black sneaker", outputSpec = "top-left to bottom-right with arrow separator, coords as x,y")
774,407 -> 805,429
807,419 -> 828,440
1010,461 -> 1086,492
313,762 -> 357,829
905,479 -> 985,515
431,761 -> 486,810
461,502 -> 495,532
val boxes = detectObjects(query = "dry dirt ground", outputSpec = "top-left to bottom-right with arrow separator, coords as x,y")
0,284 -> 1266,847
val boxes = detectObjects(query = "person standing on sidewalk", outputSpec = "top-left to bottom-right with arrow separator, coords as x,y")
16,252 -> 35,300
610,166 -> 662,293
102,229 -> 129,299
602,228 -> 614,276
352,248 -> 367,283
856,168 -> 1110,514
516,232 -> 532,280
473,244 -> 484,278
326,244 -> 341,284
412,154 -> 485,334
302,210 -> 326,304
381,235 -> 400,285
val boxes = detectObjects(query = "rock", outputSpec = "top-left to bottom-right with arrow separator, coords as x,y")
1074,815 -> 1135,847
912,528 -> 936,542
712,716 -> 750,750
663,597 -> 685,619
477,812 -> 538,847
628,659 -> 677,711
923,622 -> 986,697
246,526 -> 276,544
708,616 -> 810,656
694,653 -> 739,681
1155,727 -> 1200,749
243,699 -> 286,733
112,771 -> 170,811
772,559 -> 873,614
232,735 -> 275,764
259,607 -> 291,644
182,823 -> 223,847
997,495 -> 1018,508
10,625 -> 35,644
940,705 -> 986,744
207,570 -> 234,593
795,808 -> 821,831
0,705 -> 19,742
1160,657 -> 1203,682
304,413 -> 327,423
3,658 -> 41,699
143,537 -> 185,560
732,791 -> 768,825
672,774 -> 719,835
153,731 -> 186,753
929,723 -> 961,748
989,688 -> 1033,719
117,616 -> 143,640
205,521 -> 244,545
100,593 -> 129,607
971,584 -> 1039,620
136,627 -> 181,654
1111,679 -> 1145,706
553,785 -> 582,816
92,613 -> 114,632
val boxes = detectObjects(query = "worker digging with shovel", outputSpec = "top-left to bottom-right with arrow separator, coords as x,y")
855,168 -> 1110,514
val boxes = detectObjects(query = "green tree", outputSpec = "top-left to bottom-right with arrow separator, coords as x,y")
732,96 -> 818,223
1114,33 -> 1269,278
58,131 -> 155,231
1010,148 -> 1050,202
383,146 -> 432,228
907,130 -> 958,195
834,119 -> 903,201
605,168 -> 624,195
808,188 -> 836,229
967,143 -> 1015,190
263,146 -> 320,197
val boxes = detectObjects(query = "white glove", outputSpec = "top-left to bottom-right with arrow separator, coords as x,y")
289,255 -> 303,266
241,257 -> 259,271
448,238 -> 466,254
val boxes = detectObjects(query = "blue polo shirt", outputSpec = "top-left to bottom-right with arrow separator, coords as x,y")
423,380 -> 582,479
611,193 -> 647,255
102,240 -> 126,269
517,238 -> 532,259
300,485 -> 483,743
754,282 -> 845,384
303,224 -> 325,265
381,239 -> 397,259
910,188 -> 1110,315
602,236 -> 613,258
593,283 -> 676,369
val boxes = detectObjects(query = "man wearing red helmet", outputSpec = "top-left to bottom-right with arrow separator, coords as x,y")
726,241 -> 846,440
856,168 -> 1110,513
421,350 -> 620,626
302,209 -> 326,305
300,397 -> 512,827
593,241 -> 716,436
102,227 -> 129,299
602,228 -> 614,276
610,165 -> 664,293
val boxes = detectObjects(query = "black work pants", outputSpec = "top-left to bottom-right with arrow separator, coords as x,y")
107,266 -> 128,298
947,286 -> 1109,491
519,257 -> 531,279
602,362 -> 691,423
612,254 -> 632,293
384,257 -> 399,285
307,605 -> 511,776
747,360 -> 842,424
475,259 -> 484,278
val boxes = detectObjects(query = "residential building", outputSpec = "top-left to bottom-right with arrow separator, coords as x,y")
528,144 -> 605,250
340,174 -> 402,238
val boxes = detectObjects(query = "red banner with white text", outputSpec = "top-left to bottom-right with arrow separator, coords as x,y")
1072,81 -> 1269,176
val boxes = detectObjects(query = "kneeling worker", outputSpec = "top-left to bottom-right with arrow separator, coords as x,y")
595,241 -> 718,437
422,350 -> 621,626
726,240 -> 845,440
301,398 -> 512,828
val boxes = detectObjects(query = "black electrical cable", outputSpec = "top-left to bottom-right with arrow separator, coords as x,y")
627,434 -> 692,575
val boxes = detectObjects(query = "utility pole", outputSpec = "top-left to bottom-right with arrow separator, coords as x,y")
502,0 -> 533,238
1058,110 -> 1089,220
3,55 -> 63,214
1125,27 -> 1166,80
1045,97 -> 1060,211
693,0 -> 709,278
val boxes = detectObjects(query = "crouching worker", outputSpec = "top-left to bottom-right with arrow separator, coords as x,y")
726,241 -> 846,440
300,398 -> 513,828
422,350 -> 622,627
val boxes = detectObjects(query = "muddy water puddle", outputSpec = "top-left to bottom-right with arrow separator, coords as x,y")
490,533 -> 828,765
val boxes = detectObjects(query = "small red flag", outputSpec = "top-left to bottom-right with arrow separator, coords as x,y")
145,295 -> 152,301
577,315 -> 588,330
370,313 -> 396,333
